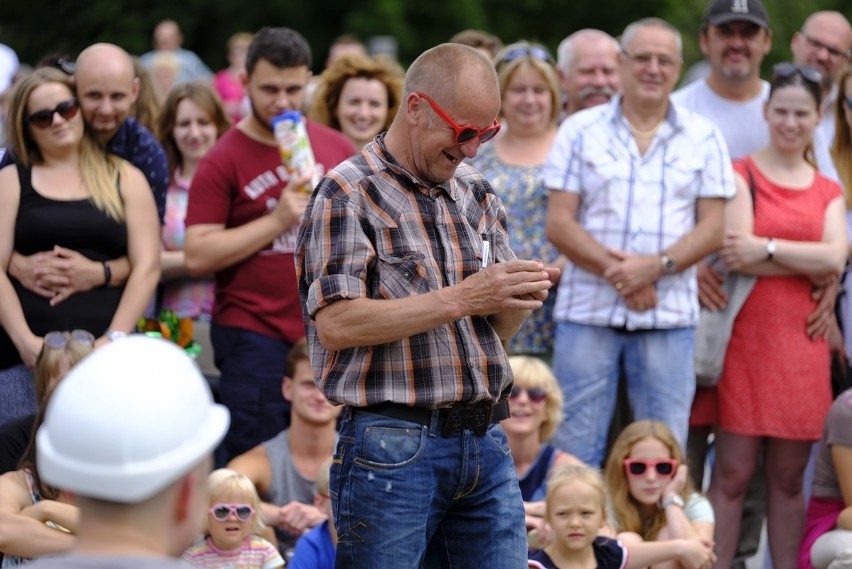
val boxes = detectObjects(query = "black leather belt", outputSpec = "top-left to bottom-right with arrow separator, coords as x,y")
359,399 -> 510,436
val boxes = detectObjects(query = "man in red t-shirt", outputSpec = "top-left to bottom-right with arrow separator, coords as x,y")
185,27 -> 354,464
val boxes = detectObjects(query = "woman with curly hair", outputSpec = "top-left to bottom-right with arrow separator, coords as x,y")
308,53 -> 403,150
604,420 -> 714,567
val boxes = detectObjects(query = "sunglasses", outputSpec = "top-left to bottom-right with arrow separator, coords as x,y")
509,386 -> 548,403
26,98 -> 80,129
845,95 -> 852,110
498,46 -> 555,67
44,329 -> 95,350
416,92 -> 500,144
208,503 -> 255,522
623,458 -> 678,478
772,62 -> 823,86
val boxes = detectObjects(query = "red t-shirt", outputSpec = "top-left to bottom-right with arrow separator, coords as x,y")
186,120 -> 355,343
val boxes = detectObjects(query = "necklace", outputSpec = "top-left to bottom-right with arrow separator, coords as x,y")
625,118 -> 664,138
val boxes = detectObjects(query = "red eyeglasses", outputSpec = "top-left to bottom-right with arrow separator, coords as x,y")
623,458 -> 678,478
416,92 -> 500,144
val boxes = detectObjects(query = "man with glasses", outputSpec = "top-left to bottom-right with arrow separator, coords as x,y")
791,11 -> 852,145
296,42 -> 559,568
556,28 -> 621,117
544,18 -> 735,468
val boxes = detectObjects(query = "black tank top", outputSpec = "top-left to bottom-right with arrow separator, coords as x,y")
0,162 -> 128,369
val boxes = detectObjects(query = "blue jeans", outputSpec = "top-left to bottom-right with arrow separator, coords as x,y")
331,408 -> 527,569
550,322 -> 696,467
211,324 -> 291,465
0,364 -> 36,427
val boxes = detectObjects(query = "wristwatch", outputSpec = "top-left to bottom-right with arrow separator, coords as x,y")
660,254 -> 677,276
766,238 -> 776,261
660,494 -> 685,509
105,329 -> 128,342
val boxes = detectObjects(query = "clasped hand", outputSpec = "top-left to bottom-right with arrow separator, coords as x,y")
603,250 -> 660,312
719,230 -> 764,271
459,260 -> 559,315
13,246 -> 101,306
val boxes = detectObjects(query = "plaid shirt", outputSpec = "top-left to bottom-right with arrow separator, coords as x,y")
295,134 -> 516,408
543,95 -> 735,329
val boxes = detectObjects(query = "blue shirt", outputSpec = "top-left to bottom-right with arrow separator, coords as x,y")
289,520 -> 335,569
106,117 -> 169,222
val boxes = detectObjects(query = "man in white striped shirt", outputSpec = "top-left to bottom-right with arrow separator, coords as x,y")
544,17 -> 736,467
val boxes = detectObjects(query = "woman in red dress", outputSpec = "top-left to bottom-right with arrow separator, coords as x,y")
708,63 -> 848,569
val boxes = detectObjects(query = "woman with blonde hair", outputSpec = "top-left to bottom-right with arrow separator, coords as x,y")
182,468 -> 283,567
308,53 -> 403,150
503,356 -> 580,535
469,40 -> 563,359
530,463 -> 714,569
604,420 -> 714,567
0,67 -> 159,424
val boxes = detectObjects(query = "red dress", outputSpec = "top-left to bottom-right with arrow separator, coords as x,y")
716,157 -> 841,440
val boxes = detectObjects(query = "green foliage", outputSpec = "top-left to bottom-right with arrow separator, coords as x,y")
1,0 -> 850,77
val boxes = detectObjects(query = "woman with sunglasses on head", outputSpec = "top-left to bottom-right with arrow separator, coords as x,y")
308,53 -> 404,151
468,41 -> 564,361
182,468 -> 283,568
502,356 -> 581,543
0,68 -> 159,425
0,333 -> 93,566
604,420 -> 714,568
0,330 -> 94,476
707,63 -> 848,569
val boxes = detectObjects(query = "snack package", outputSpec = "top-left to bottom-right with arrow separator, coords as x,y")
271,110 -> 320,194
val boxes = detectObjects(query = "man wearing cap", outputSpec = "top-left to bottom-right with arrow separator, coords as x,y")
27,336 -> 229,568
673,0 -> 772,159
672,3 -> 775,568
556,29 -> 621,118
545,17 -> 735,467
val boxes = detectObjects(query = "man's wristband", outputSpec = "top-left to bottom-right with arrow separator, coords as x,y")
101,261 -> 112,288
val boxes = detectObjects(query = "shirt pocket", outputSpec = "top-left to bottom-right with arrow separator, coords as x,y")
665,156 -> 705,199
583,153 -> 632,197
378,252 -> 430,299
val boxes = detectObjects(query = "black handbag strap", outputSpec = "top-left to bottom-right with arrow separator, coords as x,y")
742,158 -> 756,212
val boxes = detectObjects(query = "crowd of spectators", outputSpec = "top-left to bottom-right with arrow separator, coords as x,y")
1,4 -> 852,567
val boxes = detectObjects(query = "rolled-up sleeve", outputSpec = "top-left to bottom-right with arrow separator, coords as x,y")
299,190 -> 373,320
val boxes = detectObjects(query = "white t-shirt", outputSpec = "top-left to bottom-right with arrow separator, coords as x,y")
672,78 -> 840,183
671,78 -> 769,160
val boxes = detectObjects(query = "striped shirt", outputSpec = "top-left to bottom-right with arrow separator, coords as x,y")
181,535 -> 283,568
543,94 -> 735,330
295,134 -> 516,408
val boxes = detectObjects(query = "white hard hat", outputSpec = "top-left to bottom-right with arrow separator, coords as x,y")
37,335 -> 229,503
